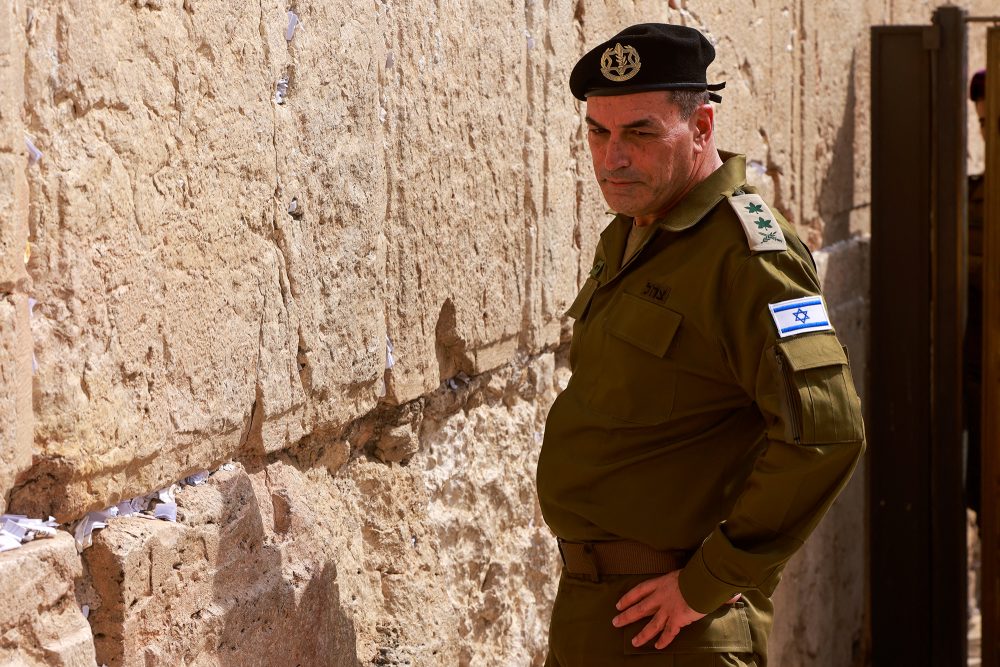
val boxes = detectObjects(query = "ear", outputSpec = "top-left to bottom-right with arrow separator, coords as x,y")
691,104 -> 715,153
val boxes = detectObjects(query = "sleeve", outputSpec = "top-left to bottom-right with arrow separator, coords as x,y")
676,246 -> 867,614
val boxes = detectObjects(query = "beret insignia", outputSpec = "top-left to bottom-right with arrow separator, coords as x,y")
600,43 -> 641,82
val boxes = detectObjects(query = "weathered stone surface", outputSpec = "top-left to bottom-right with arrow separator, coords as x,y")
816,237 -> 870,402
83,352 -> 559,666
0,293 -> 31,516
83,468 -> 359,667
11,0 -> 605,519
8,0 -> 890,521
770,467 -> 867,666
0,294 -> 33,517
14,0 -> 282,520
0,0 -> 32,516
4,0 -> 955,663
0,532 -> 96,667
0,0 -> 30,293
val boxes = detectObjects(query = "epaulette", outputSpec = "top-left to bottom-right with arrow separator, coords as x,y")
727,187 -> 787,253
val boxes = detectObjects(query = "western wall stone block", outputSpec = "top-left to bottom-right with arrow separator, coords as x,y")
11,0 -> 617,520
83,467 -> 357,667
0,0 -> 29,293
0,0 -> 32,515
269,0 -> 388,430
0,532 -> 96,667
14,0 -> 298,519
382,71 -> 524,395
74,352 -> 562,666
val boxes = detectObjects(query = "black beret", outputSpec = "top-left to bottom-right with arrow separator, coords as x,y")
569,23 -> 725,102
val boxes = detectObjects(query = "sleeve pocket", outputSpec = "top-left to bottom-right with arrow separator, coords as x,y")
775,334 -> 865,445
605,293 -> 683,358
566,278 -> 600,320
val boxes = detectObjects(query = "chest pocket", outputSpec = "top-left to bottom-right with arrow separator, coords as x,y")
584,293 -> 682,426
605,293 -> 682,356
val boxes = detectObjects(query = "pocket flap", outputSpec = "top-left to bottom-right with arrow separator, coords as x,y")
779,334 -> 848,371
623,602 -> 753,654
566,278 -> 600,320
605,293 -> 682,358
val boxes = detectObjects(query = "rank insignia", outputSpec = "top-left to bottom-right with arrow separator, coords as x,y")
728,191 -> 787,253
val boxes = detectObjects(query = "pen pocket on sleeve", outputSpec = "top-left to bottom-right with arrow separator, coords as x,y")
774,334 -> 864,445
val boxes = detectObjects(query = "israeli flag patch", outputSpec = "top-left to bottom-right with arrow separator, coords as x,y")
728,192 -> 787,253
768,296 -> 834,338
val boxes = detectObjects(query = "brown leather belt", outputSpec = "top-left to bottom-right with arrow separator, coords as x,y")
557,538 -> 690,582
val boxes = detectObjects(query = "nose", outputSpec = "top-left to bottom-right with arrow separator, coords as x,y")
603,134 -> 630,172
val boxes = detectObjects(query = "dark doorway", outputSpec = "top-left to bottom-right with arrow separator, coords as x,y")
870,7 -> 967,666
871,8 -> 1000,667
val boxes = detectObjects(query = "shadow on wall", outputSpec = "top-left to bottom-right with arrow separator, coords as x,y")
818,51 -> 859,248
210,473 -> 357,667
84,469 -> 359,667
436,298 -> 474,382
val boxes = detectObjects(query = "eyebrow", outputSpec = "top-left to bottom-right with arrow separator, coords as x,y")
584,116 -> 659,130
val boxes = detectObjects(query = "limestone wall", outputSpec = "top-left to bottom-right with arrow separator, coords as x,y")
2,0 -> 994,665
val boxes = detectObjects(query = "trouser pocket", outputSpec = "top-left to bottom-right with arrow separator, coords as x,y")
623,601 -> 753,655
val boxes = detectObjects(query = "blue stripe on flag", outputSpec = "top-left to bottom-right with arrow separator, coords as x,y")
772,298 -> 823,313
780,320 -> 831,334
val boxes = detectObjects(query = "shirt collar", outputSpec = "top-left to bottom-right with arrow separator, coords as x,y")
656,151 -> 747,232
597,152 -> 748,275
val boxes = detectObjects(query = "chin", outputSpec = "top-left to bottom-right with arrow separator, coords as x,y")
601,196 -> 637,216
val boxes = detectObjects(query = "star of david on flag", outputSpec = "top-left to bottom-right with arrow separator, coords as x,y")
768,296 -> 834,338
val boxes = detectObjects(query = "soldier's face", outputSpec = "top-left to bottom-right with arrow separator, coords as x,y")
585,92 -> 702,223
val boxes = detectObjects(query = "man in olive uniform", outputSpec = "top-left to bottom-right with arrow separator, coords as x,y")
536,24 -> 866,666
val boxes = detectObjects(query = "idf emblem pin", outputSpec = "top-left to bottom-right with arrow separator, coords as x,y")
600,43 -> 641,82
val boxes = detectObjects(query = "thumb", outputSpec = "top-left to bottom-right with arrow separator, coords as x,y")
726,593 -> 742,605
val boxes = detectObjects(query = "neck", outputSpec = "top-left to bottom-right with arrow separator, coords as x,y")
633,148 -> 725,227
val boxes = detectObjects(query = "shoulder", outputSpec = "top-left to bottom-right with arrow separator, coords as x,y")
698,191 -> 818,287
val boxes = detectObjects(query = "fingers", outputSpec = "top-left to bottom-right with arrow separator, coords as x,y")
726,593 -> 743,604
615,577 -> 659,611
611,595 -> 655,628
630,611 -> 669,648
654,621 -> 681,650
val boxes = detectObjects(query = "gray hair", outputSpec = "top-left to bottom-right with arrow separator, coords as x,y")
669,90 -> 711,119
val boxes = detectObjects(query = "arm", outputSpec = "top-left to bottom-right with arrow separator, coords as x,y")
678,249 -> 866,612
613,246 -> 866,647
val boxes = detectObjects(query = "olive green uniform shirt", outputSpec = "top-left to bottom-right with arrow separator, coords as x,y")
537,152 -> 866,615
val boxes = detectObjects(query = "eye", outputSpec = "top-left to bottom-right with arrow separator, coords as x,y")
587,127 -> 607,135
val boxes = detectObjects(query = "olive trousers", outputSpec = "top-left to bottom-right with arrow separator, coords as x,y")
543,571 -> 773,667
